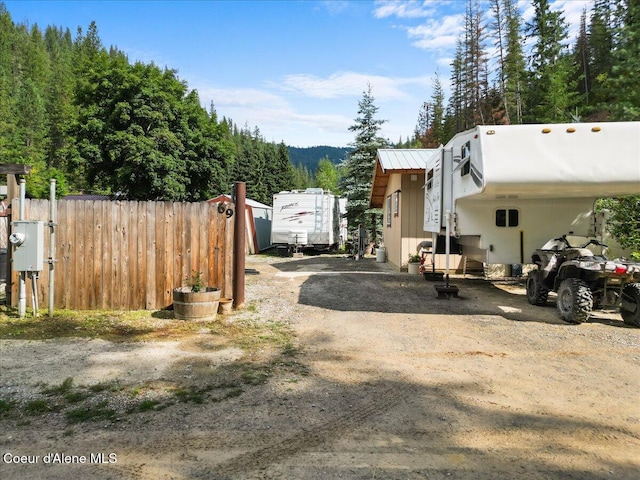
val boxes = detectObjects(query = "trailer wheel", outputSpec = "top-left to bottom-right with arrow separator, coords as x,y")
620,283 -> 640,327
526,271 -> 549,306
557,278 -> 593,324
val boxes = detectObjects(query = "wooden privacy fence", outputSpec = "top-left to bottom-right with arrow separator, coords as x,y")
10,199 -> 234,311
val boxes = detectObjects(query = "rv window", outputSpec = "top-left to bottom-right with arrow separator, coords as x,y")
386,195 -> 392,227
508,209 -> 519,226
426,169 -> 434,190
496,209 -> 519,227
461,141 -> 471,160
461,160 -> 470,177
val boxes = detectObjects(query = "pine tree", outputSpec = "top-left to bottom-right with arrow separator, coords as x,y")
293,163 -> 312,190
525,0 -> 576,123
448,39 -> 465,133
606,0 -> 640,120
464,0 -> 490,126
447,0 -> 490,133
573,8 -> 591,113
339,84 -> 388,240
589,0 -> 615,112
414,73 -> 447,148
490,0 -> 526,124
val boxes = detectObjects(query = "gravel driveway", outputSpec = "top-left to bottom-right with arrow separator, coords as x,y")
1,253 -> 639,479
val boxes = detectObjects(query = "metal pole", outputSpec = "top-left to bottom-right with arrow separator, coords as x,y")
18,179 -> 26,317
233,182 -> 246,309
31,272 -> 38,317
49,179 -> 56,318
445,210 -> 451,287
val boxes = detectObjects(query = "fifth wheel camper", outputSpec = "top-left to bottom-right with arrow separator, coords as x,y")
271,188 -> 344,253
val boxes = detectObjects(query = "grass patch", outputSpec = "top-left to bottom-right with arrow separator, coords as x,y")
281,342 -> 300,357
0,399 -> 16,415
25,399 -> 55,415
173,387 -> 205,404
64,391 -> 89,403
127,399 -> 164,413
0,309 -> 208,341
0,300 -> 306,424
66,401 -> 117,423
88,381 -> 122,393
42,377 -> 74,395
240,367 -> 272,386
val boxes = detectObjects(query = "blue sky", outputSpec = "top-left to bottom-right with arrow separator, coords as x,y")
5,0 -> 591,147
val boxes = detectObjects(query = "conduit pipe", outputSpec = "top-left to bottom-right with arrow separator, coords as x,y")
17,179 -> 26,317
49,179 -> 56,318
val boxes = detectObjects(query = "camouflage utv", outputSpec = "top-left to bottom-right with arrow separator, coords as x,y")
526,235 -> 640,327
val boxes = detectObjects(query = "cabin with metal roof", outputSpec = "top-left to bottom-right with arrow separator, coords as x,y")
369,149 -> 433,270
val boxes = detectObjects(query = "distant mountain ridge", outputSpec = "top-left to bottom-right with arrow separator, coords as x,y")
287,146 -> 352,172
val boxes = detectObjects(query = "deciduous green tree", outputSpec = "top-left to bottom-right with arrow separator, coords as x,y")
315,156 -> 339,192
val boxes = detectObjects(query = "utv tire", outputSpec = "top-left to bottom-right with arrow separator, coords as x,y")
526,271 -> 549,306
620,283 -> 640,328
556,278 -> 593,324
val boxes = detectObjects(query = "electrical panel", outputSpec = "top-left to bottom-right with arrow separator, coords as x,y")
10,220 -> 45,271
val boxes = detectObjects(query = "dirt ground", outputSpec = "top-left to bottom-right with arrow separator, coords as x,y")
1,253 -> 639,479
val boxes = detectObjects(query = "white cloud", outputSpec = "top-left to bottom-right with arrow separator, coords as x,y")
194,86 -> 289,109
405,13 -> 463,51
277,71 -> 431,100
319,0 -> 351,15
189,81 -> 355,146
373,0 -> 434,19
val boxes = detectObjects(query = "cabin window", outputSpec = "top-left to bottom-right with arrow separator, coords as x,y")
426,169 -> 434,190
394,190 -> 400,217
496,209 -> 519,227
386,195 -> 392,227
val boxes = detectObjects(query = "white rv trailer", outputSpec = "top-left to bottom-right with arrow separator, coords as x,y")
271,188 -> 343,251
424,122 -> 640,265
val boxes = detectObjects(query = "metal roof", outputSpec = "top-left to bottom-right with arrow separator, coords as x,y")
370,148 -> 438,208
377,149 -> 437,172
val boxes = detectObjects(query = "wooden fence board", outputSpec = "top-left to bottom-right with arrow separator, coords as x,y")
9,199 -> 234,311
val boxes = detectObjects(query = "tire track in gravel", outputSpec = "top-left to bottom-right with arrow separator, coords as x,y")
202,383 -> 413,479
110,382 -> 414,479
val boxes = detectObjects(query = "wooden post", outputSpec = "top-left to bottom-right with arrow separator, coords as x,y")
233,182 -> 246,309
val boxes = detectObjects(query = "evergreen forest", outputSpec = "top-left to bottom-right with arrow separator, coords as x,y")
0,5 -> 298,204
0,0 -> 638,222
401,0 -> 639,149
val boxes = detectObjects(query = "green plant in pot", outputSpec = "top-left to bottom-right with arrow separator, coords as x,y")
185,270 -> 204,292
408,254 -> 421,264
407,253 -> 422,274
173,270 -> 221,320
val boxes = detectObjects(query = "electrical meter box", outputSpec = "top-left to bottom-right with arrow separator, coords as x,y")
10,220 -> 45,271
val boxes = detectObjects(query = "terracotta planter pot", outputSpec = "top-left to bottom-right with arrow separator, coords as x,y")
173,287 -> 221,321
218,297 -> 233,315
